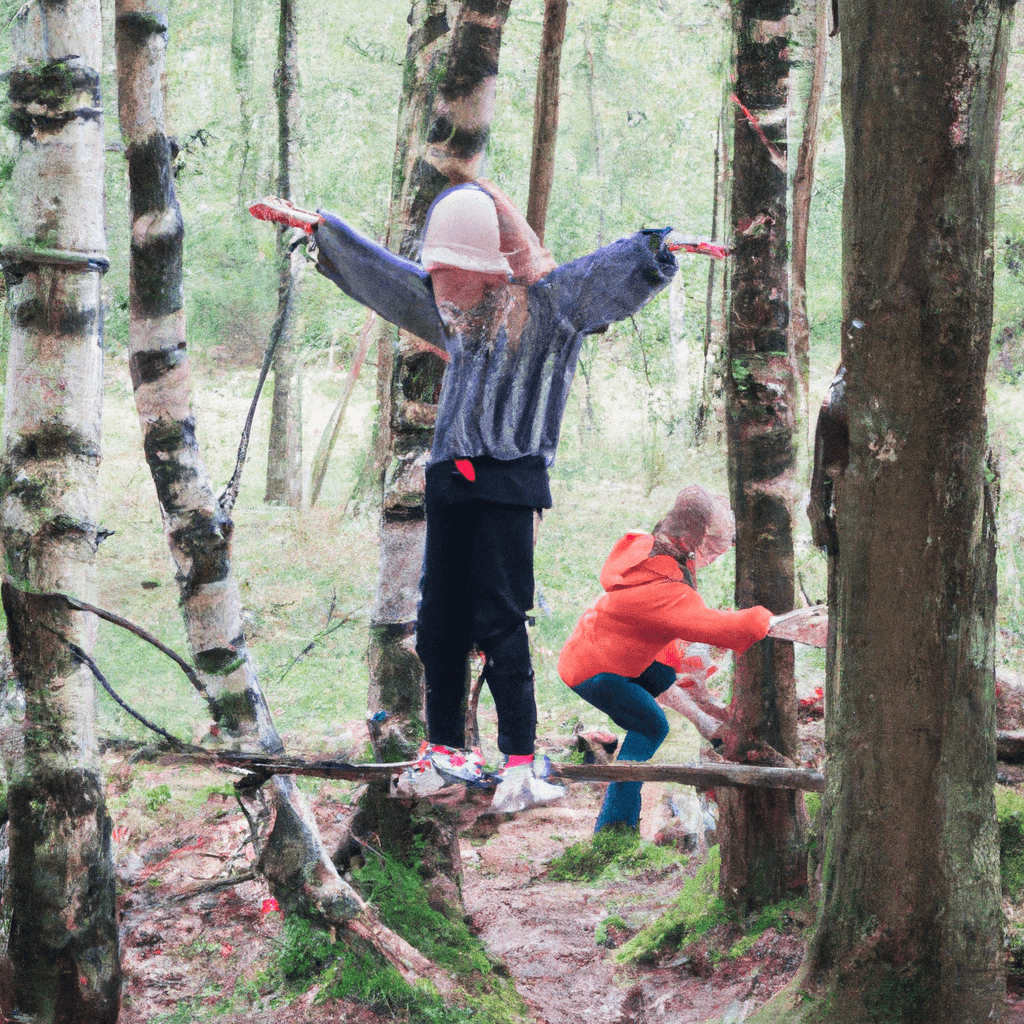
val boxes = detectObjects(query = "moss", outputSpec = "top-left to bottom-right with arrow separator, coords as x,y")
547,825 -> 642,882
996,785 -> 1024,896
354,844 -> 491,976
728,897 -> 812,958
547,826 -> 689,885
616,846 -> 728,964
265,879 -> 528,1024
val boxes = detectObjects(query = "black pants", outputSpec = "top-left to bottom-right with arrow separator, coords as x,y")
415,496 -> 536,756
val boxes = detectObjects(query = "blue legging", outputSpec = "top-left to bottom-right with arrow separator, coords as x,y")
573,662 -> 675,832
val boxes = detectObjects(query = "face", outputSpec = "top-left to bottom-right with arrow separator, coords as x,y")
428,265 -> 510,312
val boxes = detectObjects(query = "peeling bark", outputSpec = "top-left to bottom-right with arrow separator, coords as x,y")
115,0 -> 363,925
0,1 -> 120,1017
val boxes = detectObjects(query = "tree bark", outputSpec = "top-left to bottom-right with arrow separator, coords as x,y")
789,0 -> 829,449
264,0 -> 305,507
721,0 -> 805,912
525,0 -> 567,243
754,2 -> 1011,1021
358,0 -> 511,899
0,1 -> 121,1018
115,0 -> 362,925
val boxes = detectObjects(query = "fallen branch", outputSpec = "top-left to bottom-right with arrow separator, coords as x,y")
153,870 -> 258,907
547,761 -> 826,793
163,749 -> 826,794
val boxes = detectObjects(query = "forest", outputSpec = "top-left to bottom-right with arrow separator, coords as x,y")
1,0 -> 1024,1022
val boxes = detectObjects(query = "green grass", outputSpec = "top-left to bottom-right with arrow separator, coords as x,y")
547,824 -> 688,883
615,845 -> 726,963
998,785 -> 1024,897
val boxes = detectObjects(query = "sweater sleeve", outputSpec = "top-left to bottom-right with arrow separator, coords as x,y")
550,229 -> 678,335
312,212 -> 446,347
653,584 -> 772,654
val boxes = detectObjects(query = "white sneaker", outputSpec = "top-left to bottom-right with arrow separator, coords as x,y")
490,761 -> 565,813
427,744 -> 485,785
392,743 -> 485,797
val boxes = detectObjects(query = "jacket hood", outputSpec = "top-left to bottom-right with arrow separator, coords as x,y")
599,532 -> 683,591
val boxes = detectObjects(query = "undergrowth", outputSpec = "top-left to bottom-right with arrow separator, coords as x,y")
353,842 -> 494,977
546,824 -> 687,882
264,844 -> 525,1023
615,845 -> 725,963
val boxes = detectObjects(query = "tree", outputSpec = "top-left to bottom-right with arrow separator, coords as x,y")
115,0 -> 360,924
264,0 -> 305,507
0,0 -> 121,1018
789,0 -> 830,441
526,0 -> 568,243
358,0 -> 511,891
720,0 -> 806,910
755,1 -> 1012,1021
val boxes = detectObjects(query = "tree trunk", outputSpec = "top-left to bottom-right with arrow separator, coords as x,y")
789,0 -> 829,450
358,0 -> 510,900
264,0 -> 305,507
230,0 -> 259,210
0,1 -> 121,1018
755,2 -> 1011,1021
525,0 -> 567,243
115,0 -> 362,925
721,0 -> 805,912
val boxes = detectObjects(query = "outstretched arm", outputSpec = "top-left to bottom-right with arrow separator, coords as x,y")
550,229 -> 678,335
312,212 -> 446,348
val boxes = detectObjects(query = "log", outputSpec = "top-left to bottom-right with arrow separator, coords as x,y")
142,749 -> 827,793
547,760 -> 826,793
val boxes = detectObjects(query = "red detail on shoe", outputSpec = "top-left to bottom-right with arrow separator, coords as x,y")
506,754 -> 533,768
455,459 -> 476,482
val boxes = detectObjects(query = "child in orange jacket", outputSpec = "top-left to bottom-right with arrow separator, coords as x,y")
558,485 -> 773,832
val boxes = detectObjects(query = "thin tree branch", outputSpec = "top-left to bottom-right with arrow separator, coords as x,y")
66,639 -> 196,751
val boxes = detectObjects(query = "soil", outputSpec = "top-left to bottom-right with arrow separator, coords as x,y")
111,746 -> 1024,1024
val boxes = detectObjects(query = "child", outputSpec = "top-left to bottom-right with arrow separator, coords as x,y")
304,181 -> 678,810
558,485 -> 774,831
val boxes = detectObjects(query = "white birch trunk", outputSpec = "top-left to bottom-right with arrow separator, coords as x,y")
0,0 -> 120,1017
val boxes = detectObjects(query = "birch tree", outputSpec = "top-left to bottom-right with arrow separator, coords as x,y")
720,0 -> 806,909
115,0 -> 360,923
358,0 -> 511,882
756,1 -> 1012,1020
0,0 -> 120,1017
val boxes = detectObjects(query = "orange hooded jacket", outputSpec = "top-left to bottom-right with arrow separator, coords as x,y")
557,532 -> 773,688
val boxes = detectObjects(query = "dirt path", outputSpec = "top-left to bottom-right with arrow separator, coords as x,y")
460,786 -> 799,1024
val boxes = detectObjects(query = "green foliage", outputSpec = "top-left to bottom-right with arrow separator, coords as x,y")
268,916 -> 526,1024
353,845 -> 492,976
144,783 -> 173,813
547,824 -> 687,884
615,845 -> 725,963
997,786 -> 1024,896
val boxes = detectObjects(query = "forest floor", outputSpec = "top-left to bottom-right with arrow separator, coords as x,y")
111,725 -> 1024,1024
